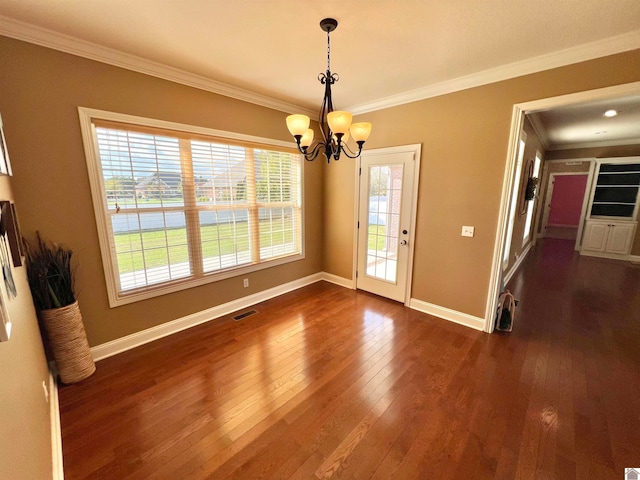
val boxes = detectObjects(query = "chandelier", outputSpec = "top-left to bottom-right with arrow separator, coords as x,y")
286,18 -> 372,163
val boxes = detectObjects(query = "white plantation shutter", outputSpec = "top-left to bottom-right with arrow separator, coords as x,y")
85,115 -> 302,305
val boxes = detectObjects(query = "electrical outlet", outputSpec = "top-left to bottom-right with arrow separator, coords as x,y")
243,278 -> 249,288
461,226 -> 475,237
42,380 -> 49,403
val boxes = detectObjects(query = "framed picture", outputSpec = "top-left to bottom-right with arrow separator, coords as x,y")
0,112 -> 13,176
0,202 -> 23,267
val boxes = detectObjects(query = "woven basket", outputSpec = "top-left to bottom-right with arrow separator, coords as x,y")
40,301 -> 95,384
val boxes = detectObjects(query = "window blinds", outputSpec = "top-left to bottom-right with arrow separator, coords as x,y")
92,120 -> 302,295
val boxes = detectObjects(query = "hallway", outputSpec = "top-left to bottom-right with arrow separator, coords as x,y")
505,238 -> 640,477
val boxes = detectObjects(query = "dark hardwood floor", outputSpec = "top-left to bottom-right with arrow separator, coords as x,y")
59,239 -> 640,479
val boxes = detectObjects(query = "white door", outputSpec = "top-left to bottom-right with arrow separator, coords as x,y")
356,146 -> 419,303
582,222 -> 609,252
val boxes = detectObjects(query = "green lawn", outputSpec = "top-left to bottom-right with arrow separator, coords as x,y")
368,224 -> 388,251
115,221 -> 381,274
115,219 -> 294,273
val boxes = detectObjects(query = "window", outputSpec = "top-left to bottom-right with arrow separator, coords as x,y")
79,108 -> 303,306
522,151 -> 541,245
503,131 -> 527,269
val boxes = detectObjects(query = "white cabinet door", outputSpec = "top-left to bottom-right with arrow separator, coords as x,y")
582,222 -> 609,252
607,223 -> 636,254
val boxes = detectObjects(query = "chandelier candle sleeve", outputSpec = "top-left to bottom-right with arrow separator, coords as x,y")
285,18 -> 372,162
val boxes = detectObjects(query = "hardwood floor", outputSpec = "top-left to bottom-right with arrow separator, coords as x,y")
59,239 -> 640,479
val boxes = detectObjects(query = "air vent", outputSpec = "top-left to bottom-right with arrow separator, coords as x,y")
233,310 -> 258,321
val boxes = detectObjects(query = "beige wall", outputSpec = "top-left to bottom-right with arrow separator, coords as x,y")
0,177 -> 53,479
324,49 -> 640,318
0,36 -> 324,346
0,36 -> 638,336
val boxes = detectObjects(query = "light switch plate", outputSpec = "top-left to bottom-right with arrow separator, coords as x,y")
462,226 -> 475,237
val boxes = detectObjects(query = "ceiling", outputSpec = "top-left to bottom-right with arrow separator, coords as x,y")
528,94 -> 640,150
0,0 -> 639,148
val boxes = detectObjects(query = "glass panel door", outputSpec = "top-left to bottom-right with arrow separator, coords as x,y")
365,164 -> 403,283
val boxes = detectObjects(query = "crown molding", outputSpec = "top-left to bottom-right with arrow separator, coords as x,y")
548,137 -> 640,150
1,15 -> 638,118
526,113 -> 550,150
347,30 -> 640,114
0,15 -> 316,118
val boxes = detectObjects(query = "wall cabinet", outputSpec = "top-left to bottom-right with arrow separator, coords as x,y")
581,220 -> 637,258
589,161 -> 640,218
580,157 -> 640,260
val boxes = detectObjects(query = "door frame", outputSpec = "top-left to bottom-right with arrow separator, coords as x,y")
538,169 -> 594,250
352,144 -> 422,306
485,80 -> 640,333
533,158 -> 595,249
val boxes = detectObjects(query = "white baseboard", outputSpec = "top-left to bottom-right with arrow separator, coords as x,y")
580,250 -> 635,262
320,272 -> 355,289
629,254 -> 640,264
91,270 -> 492,361
409,298 -> 485,331
503,242 -> 533,286
91,272 -> 324,361
48,365 -> 64,480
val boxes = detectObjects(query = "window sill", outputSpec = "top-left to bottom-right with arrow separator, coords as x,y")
108,251 -> 305,307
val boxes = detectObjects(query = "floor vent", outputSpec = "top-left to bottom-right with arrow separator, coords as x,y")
233,310 -> 258,321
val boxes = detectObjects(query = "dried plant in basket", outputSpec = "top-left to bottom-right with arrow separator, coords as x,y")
23,231 -> 77,311
23,232 -> 94,383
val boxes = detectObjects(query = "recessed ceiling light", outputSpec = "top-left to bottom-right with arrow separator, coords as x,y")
604,109 -> 618,117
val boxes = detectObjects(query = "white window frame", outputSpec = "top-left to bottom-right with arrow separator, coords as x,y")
503,130 -> 527,269
522,151 -> 542,246
78,107 -> 304,307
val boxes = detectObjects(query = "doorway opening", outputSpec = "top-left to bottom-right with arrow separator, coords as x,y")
540,172 -> 590,244
485,81 -> 640,333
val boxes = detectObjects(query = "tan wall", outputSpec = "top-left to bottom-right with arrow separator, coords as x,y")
0,176 -> 53,479
0,36 -> 324,346
324,49 -> 640,318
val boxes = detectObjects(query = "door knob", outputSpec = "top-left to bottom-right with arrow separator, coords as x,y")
400,240 -> 407,245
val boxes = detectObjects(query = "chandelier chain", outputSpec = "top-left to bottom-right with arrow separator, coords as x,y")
326,29 -> 331,72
